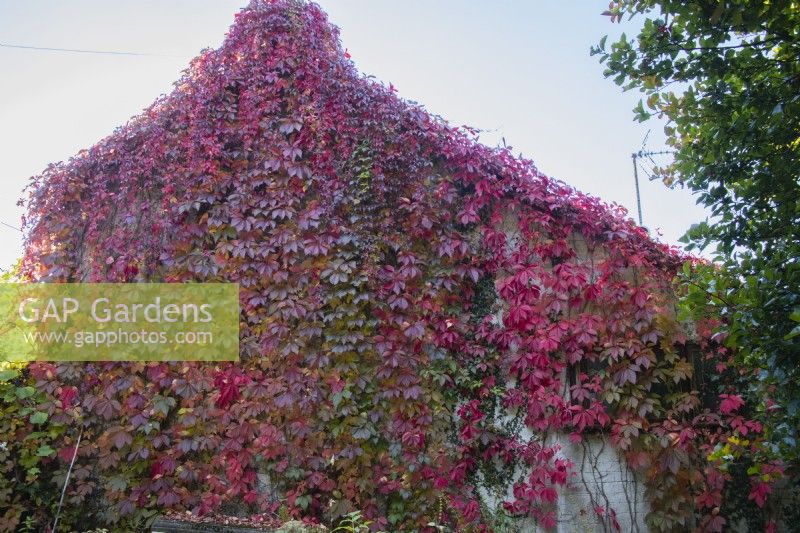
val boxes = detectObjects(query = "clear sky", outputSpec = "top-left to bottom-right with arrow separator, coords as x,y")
0,1 -> 708,272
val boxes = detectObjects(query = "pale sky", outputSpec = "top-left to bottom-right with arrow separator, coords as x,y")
0,1 -> 708,272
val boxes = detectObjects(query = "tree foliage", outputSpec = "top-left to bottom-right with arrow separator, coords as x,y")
592,0 -> 800,465
1,1 -> 788,531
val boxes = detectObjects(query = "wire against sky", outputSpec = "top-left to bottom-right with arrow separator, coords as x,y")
0,42 -> 181,58
0,221 -> 22,232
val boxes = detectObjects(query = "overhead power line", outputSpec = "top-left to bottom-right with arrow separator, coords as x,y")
0,42 -> 180,58
1,221 -> 22,232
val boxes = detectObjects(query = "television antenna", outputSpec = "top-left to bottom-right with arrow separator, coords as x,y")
630,134 -> 675,226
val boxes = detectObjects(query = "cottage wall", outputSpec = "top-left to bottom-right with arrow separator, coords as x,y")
485,211 -> 652,532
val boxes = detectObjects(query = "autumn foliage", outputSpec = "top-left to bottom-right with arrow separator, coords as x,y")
2,1 -> 783,531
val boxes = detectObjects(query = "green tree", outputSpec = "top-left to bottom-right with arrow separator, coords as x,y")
592,1 -> 799,463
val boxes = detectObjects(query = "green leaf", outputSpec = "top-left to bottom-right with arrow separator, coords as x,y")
15,386 -> 35,399
35,444 -> 55,457
0,369 -> 18,382
295,494 -> 311,510
29,411 -> 48,425
108,476 -> 128,491
784,325 -> 800,340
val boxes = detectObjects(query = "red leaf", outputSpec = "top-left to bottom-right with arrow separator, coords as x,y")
719,394 -> 745,415
748,481 -> 772,507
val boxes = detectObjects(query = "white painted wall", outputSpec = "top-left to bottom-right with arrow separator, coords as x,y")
478,211 -> 651,532
554,434 -> 649,533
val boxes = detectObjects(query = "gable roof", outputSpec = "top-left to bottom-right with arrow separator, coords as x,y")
22,0 -> 679,282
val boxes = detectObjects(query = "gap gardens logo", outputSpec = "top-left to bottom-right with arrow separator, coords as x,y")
0,283 -> 239,361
